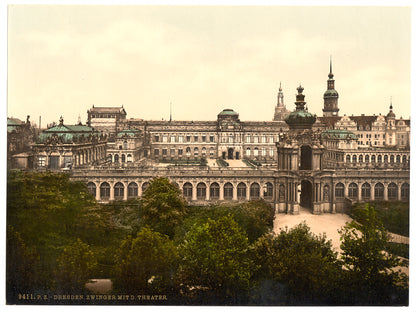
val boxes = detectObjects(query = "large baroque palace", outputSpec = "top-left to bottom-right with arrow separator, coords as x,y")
8,62 -> 410,214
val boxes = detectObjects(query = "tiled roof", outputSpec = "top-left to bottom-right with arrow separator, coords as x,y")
88,107 -> 126,114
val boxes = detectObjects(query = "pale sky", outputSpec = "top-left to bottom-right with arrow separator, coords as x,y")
6,4 -> 412,127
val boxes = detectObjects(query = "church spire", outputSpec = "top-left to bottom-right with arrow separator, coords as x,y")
329,55 -> 334,79
273,82 -> 289,121
322,57 -> 339,117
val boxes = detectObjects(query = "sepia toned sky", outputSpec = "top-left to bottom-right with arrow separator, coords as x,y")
6,4 -> 411,127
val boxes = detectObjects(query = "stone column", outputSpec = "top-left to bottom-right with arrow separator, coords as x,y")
96,182 -> 100,201
384,184 -> 388,201
123,182 -> 128,201
370,183 -> 375,201
110,182 -> 115,201
233,185 -> 237,201
206,184 -> 210,201
192,184 -> 197,201
358,183 -> 362,201
219,183 -> 224,201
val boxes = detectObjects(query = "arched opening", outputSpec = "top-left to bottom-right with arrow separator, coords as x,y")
183,182 -> 193,200
228,148 -> 234,160
401,183 -> 409,201
348,183 -> 358,200
196,182 -> 206,200
100,182 -> 110,200
361,183 -> 371,201
250,183 -> 260,200
237,182 -> 246,200
114,182 -> 124,200
210,182 -> 220,200
300,145 -> 312,170
300,180 -> 313,210
142,182 -> 149,193
264,182 -> 273,200
374,182 -> 384,200
224,182 -> 234,200
87,182 -> 96,197
388,183 -> 398,200
128,182 -> 138,198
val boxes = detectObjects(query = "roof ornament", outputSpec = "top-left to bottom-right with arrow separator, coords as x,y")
328,56 -> 334,79
59,116 -> 64,125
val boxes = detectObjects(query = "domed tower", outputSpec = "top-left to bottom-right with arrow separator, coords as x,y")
385,98 -> 396,146
322,58 -> 339,117
285,85 -> 316,131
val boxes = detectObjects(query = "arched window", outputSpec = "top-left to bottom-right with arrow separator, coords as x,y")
142,182 -> 149,193
197,182 -> 206,200
346,155 -> 351,162
279,184 -> 285,201
194,147 -> 199,157
375,183 -> 384,200
186,147 -> 191,156
365,155 -> 369,163
254,148 -> 259,157
371,155 -> 376,163
390,155 -> 395,163
403,155 -> 407,163
323,185 -> 330,201
384,155 -> 388,163
100,182 -> 110,199
87,182 -> 96,197
201,147 -> 207,157
359,155 -> 363,163
209,147 -> 214,158
361,183 -> 371,200
183,182 -> 193,200
114,154 -> 119,163
250,183 -> 260,200
121,154 -> 126,163
237,183 -> 247,200
210,182 -> 220,200
127,154 -> 132,162
401,183 -> 409,201
348,183 -> 358,199
352,155 -> 357,163
246,148 -> 251,156
264,182 -> 273,199
396,155 -> 401,163
123,141 -> 128,149
388,183 -> 398,200
377,155 -> 382,163
335,183 -> 345,199
224,183 -> 234,200
128,182 -> 138,198
114,182 -> 124,199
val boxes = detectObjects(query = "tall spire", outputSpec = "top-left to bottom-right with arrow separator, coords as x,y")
169,102 -> 172,122
390,96 -> 393,111
329,55 -> 333,79
322,56 -> 339,117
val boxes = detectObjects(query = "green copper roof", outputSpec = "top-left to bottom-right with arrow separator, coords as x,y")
37,123 -> 98,143
324,89 -> 339,97
285,110 -> 316,126
117,129 -> 141,137
218,109 -> 238,116
321,129 -> 357,140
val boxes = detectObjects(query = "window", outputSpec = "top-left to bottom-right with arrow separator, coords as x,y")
335,183 -> 345,199
401,183 -> 409,201
390,155 -> 394,163
237,183 -> 246,200
352,155 -> 357,163
100,182 -> 110,199
384,155 -> 388,163
178,136 -> 183,143
403,155 -> 407,163
209,147 -> 214,158
378,155 -> 382,163
128,182 -> 138,198
194,147 -> 199,157
162,149 -> 167,156
269,136 -> 274,143
37,156 -> 46,167
254,148 -> 259,156
371,155 -> 375,163
154,149 -> 159,157
210,135 -> 214,143
279,184 -> 285,201
114,182 -> 124,199
142,182 -> 149,192
361,183 -> 371,200
348,183 -> 358,199
224,183 -> 233,200
254,136 -> 259,143
178,148 -> 183,156
194,136 -> 198,142
210,183 -> 220,200
87,182 -> 96,197
186,136 -> 191,142
374,183 -> 384,200
396,155 -> 401,163
123,141 -> 128,149
229,136 -> 234,143
261,148 -> 266,156
346,155 -> 351,162
201,147 -> 206,157
246,135 -> 251,143
264,182 -> 273,199
162,135 -> 168,143
114,154 -> 119,162
202,135 -> 206,142
359,155 -> 363,162
127,154 -> 132,162
197,183 -> 206,200
170,136 -> 175,143
155,135 -> 159,142
388,183 -> 398,200
269,148 -> 274,157
186,147 -> 191,156
183,183 -> 193,199
121,154 -> 126,163
170,148 -> 175,156
365,155 -> 369,163
250,183 -> 260,199
261,136 -> 266,143
246,148 -> 251,156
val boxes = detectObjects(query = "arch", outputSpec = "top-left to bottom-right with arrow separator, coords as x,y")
300,180 -> 313,210
123,141 -> 128,149
100,182 -> 110,199
346,155 -> 351,162
371,155 -> 376,163
186,147 -> 191,156
396,155 -> 401,163
237,182 -> 247,200
377,155 -> 382,163
127,154 -> 132,162
224,182 -> 234,200
390,155 -> 395,163
401,183 -> 409,201
374,182 -> 384,200
348,183 -> 358,199
142,182 -> 149,193
300,145 -> 312,170
114,182 -> 124,199
121,154 -> 126,163
196,182 -> 206,200
365,155 -> 369,163
359,155 -> 363,162
201,147 -> 207,157
323,184 -> 330,201
403,155 -> 407,163
210,182 -> 220,200
388,183 -> 398,200
228,148 -> 234,160
128,182 -> 138,198
361,183 -> 371,200
352,155 -> 357,163
384,155 -> 388,163
194,147 -> 199,157
246,148 -> 251,156
250,182 -> 260,200
335,182 -> 345,199
114,154 -> 119,163
264,182 -> 273,199
87,182 -> 96,197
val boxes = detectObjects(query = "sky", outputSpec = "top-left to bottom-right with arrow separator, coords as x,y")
6,3 -> 412,127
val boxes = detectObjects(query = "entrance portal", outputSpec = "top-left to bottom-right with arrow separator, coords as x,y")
300,180 -> 313,211
228,148 -> 234,160
235,151 -> 240,160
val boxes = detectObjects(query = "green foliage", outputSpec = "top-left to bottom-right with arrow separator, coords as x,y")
175,200 -> 274,244
178,215 -> 254,304
6,226 -> 40,300
351,201 -> 409,237
385,242 -> 409,259
113,226 -> 179,293
55,239 -> 97,292
140,177 -> 187,238
251,223 -> 341,304
338,204 -> 408,305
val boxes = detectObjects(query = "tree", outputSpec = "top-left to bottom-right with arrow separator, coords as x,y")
139,177 -> 187,238
251,223 -> 342,305
113,226 -> 179,293
179,215 -> 254,304
338,204 -> 408,305
55,239 -> 97,292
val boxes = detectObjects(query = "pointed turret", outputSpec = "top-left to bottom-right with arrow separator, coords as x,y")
322,57 -> 339,117
273,82 -> 289,121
